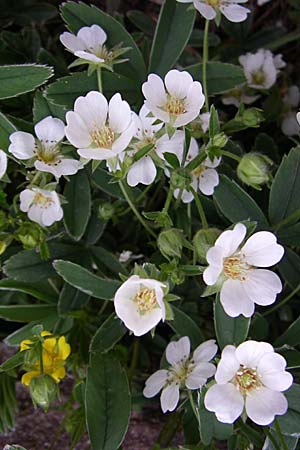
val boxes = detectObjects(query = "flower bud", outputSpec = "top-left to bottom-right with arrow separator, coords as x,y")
158,228 -> 183,260
237,153 -> 272,189
16,223 -> 42,249
211,132 -> 228,149
98,202 -> 115,221
29,374 -> 57,410
241,108 -> 264,128
193,228 -> 221,262
170,170 -> 191,191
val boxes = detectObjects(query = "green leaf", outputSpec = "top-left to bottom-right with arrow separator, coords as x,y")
3,243 -> 85,282
92,167 -> 124,198
127,10 -> 156,36
92,246 -> 128,276
263,432 -> 298,450
58,283 -> 90,316
269,147 -> 300,225
90,314 -> 127,354
168,306 -> 204,348
60,1 -> 146,82
0,305 -> 56,322
63,170 -> 91,241
0,351 -> 24,372
45,71 -> 142,110
277,222 -> 300,247
275,316 -> 300,347
274,384 -> 300,437
53,260 -> 121,300
213,175 -> 269,229
149,0 -> 195,76
0,112 -> 17,150
278,248 -> 300,290
85,353 -> 131,450
186,62 -> 246,95
0,279 -> 57,303
33,90 -> 67,123
4,314 -> 58,346
214,295 -> 250,349
0,64 -> 53,100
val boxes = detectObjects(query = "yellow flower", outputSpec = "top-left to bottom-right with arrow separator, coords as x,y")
20,331 -> 71,386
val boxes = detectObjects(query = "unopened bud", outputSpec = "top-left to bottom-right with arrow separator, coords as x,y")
212,132 -> 228,149
29,374 -> 57,410
170,170 -> 191,191
194,228 -> 221,262
242,108 -> 264,128
98,202 -> 114,221
237,153 -> 272,189
158,228 -> 183,260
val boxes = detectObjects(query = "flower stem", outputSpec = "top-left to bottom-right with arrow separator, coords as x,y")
163,185 -> 174,214
220,149 -> 242,163
190,186 -> 208,229
128,338 -> 139,383
264,428 -> 281,450
187,390 -> 201,440
97,67 -> 102,93
118,180 -> 156,239
202,19 -> 210,113
274,418 -> 289,450
263,283 -> 300,317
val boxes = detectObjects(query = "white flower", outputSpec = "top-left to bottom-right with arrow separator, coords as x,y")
167,137 -> 221,202
126,106 -> 184,187
0,150 -> 7,179
9,116 -> 81,179
60,24 -> 107,64
239,49 -> 285,90
65,91 -> 135,162
281,86 -> 300,137
203,223 -> 284,317
176,0 -> 250,23
114,275 -> 166,336
204,340 -> 293,425
20,188 -> 63,227
144,336 -> 217,413
142,70 -> 205,128
222,86 -> 260,108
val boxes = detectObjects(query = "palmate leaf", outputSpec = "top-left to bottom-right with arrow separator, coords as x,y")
0,112 -> 17,150
0,64 -> 53,100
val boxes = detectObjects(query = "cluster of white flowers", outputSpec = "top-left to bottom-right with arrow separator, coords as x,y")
142,336 -> 292,426
176,0 -> 250,23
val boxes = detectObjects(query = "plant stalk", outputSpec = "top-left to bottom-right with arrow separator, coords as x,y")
202,19 -> 210,112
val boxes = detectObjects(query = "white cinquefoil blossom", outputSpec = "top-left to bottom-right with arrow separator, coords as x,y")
239,49 -> 285,90
205,340 -> 293,425
60,24 -> 108,64
20,188 -> 63,227
203,223 -> 284,317
114,275 -> 166,336
0,150 -> 7,179
9,116 -> 81,179
144,336 -> 217,413
142,70 -> 205,128
176,0 -> 250,23
65,91 -> 134,162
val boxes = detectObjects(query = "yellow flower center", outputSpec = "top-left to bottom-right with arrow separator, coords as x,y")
33,192 -> 54,208
207,0 -> 221,6
134,287 -> 158,315
235,366 -> 261,394
91,126 -> 115,148
165,96 -> 186,116
192,164 -> 206,178
35,140 -> 61,164
223,254 -> 251,281
251,69 -> 266,86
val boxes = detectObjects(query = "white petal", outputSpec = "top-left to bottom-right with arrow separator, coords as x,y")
28,204 -> 43,225
0,150 -> 7,179
20,189 -> 35,212
143,370 -> 168,398
77,24 -> 107,49
74,51 -> 104,63
203,247 -> 224,286
41,204 -> 63,227
127,156 -> 157,187
242,231 -> 284,267
59,31 -> 85,53
235,340 -> 274,368
199,168 -> 219,195
111,122 -> 135,154
193,339 -> 218,363
204,383 -> 244,423
160,383 -> 180,413
215,345 -> 240,384
281,113 -> 300,137
74,91 -> 108,132
214,223 -> 247,257
185,362 -> 216,389
9,131 -> 35,159
109,93 -> 132,134
166,336 -> 191,366
245,269 -> 282,306
220,279 -> 255,318
194,1 -> 216,20
77,147 -> 116,161
34,116 -> 65,143
164,70 -> 194,99
220,4 -> 250,23
34,159 -> 81,178
257,353 -> 293,391
65,111 -> 92,148
142,74 -> 167,107
245,388 -> 288,426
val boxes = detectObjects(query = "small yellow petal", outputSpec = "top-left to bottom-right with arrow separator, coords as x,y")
21,370 -> 40,386
43,337 -> 57,353
41,331 -> 52,337
20,339 -> 33,352
58,336 -> 71,360
51,366 -> 66,383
